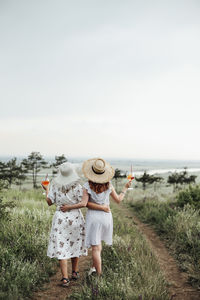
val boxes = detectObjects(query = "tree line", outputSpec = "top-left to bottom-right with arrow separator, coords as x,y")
0,154 -> 197,191
167,169 -> 196,191
114,168 -> 197,191
0,152 -> 68,189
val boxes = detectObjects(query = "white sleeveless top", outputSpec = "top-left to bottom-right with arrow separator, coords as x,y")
83,181 -> 113,205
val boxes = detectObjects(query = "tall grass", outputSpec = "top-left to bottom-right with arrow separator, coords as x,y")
0,189 -> 57,300
131,197 -> 200,288
70,202 -> 169,300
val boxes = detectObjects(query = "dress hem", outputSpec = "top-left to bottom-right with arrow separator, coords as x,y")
85,242 -> 112,248
47,253 -> 88,260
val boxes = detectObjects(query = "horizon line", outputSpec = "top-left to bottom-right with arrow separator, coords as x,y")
0,154 -> 200,162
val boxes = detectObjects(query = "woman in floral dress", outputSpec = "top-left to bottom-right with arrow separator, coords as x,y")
42,162 -> 88,287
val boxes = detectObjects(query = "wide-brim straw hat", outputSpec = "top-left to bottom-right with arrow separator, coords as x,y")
82,158 -> 114,183
53,162 -> 80,187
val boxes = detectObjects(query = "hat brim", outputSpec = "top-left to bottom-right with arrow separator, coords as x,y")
82,158 -> 114,183
53,168 -> 79,187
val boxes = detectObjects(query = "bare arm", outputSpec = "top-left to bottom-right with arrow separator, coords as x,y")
42,184 -> 53,206
87,201 -> 110,213
60,188 -> 88,212
110,181 -> 131,204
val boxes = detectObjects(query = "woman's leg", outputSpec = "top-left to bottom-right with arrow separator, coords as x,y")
71,257 -> 79,279
91,244 -> 102,274
71,257 -> 79,272
59,259 -> 68,279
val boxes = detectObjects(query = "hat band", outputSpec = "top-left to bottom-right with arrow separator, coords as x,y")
92,166 -> 105,175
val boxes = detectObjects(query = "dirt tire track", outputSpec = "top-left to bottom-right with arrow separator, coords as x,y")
124,204 -> 200,300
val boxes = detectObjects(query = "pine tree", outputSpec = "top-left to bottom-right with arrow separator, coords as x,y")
3,158 -> 27,188
135,171 -> 155,190
167,169 -> 197,191
22,152 -> 47,188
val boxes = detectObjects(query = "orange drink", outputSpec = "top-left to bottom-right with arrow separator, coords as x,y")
127,174 -> 134,181
41,174 -> 50,193
41,180 -> 50,186
127,165 -> 134,190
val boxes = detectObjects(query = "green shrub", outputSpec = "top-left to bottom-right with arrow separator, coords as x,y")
164,204 -> 200,286
0,198 -> 15,220
177,185 -> 200,209
131,201 -> 176,234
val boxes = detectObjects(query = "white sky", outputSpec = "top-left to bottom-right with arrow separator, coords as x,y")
0,0 -> 200,160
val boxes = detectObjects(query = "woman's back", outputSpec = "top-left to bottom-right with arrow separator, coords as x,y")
83,182 -> 112,206
48,182 -> 82,208
83,181 -> 113,248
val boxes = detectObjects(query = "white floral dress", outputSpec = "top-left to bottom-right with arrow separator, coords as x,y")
47,181 -> 88,260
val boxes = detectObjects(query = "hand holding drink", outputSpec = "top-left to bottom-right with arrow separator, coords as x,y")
41,174 -> 50,194
127,165 -> 134,190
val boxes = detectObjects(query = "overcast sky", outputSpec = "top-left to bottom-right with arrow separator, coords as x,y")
0,0 -> 200,160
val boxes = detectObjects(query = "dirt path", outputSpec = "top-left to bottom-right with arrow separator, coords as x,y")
123,204 -> 200,300
32,251 -> 91,300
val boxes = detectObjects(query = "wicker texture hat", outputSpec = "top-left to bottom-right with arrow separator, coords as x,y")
82,158 -> 114,183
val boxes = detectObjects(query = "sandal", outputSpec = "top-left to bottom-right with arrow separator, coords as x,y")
88,267 -> 96,276
72,271 -> 79,280
61,277 -> 70,287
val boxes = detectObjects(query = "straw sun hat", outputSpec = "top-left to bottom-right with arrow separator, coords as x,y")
53,162 -> 80,186
82,158 -> 114,183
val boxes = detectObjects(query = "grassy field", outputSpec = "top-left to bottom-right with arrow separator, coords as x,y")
1,183 -> 170,300
70,201 -> 169,300
0,189 -> 57,300
1,173 -> 200,299
127,184 -> 200,289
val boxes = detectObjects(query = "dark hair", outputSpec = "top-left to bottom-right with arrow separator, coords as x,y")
89,181 -> 110,194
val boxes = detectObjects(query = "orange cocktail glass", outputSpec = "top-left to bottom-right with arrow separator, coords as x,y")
41,180 -> 50,186
41,176 -> 49,195
41,174 -> 50,189
127,164 -> 134,190
127,174 -> 135,181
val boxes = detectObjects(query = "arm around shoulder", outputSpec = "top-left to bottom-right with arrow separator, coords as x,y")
87,201 -> 110,213
60,188 -> 89,212
77,188 -> 89,208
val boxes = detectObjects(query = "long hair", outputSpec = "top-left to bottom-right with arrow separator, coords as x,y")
89,181 -> 110,194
